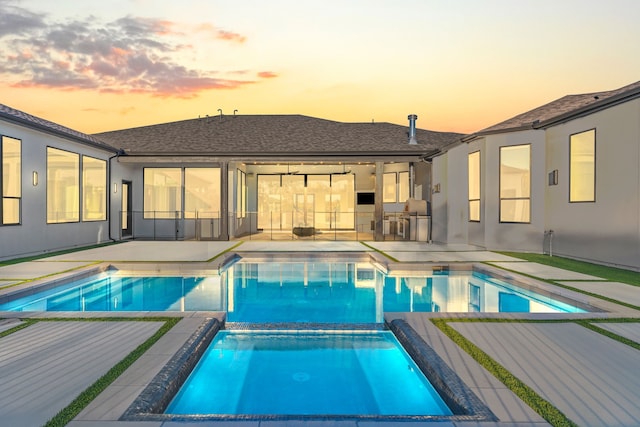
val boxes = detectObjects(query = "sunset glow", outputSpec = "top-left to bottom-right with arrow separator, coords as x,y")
1,0 -> 639,134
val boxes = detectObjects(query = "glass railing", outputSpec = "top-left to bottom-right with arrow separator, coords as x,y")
117,210 -> 429,242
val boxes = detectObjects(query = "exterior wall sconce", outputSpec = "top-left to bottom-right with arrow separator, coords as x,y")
113,183 -> 118,193
32,171 -> 38,186
432,183 -> 441,194
548,170 -> 558,186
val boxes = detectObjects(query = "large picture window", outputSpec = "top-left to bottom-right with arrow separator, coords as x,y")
82,156 -> 106,221
47,147 -> 80,223
2,136 -> 21,225
468,151 -> 480,222
185,168 -> 220,219
499,144 -> 530,223
569,129 -> 595,202
144,168 -> 182,219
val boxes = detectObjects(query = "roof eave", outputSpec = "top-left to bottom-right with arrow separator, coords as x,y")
537,86 -> 640,129
0,111 -> 119,153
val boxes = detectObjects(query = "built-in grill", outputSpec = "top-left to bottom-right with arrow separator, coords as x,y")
401,198 -> 430,241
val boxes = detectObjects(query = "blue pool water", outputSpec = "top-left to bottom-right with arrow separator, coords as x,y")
0,259 -> 585,318
0,274 -> 222,312
166,330 -> 452,416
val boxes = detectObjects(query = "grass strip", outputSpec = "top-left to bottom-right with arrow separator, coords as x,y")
498,252 -> 640,286
431,318 -> 578,427
43,316 -> 181,427
0,318 -> 37,338
0,241 -> 123,267
484,261 -> 640,312
577,319 -> 640,351
359,241 -> 400,262
206,241 -> 244,263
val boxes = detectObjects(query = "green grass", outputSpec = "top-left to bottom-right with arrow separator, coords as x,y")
432,318 -> 578,427
0,319 -> 37,338
499,252 -> 640,286
39,317 -> 181,427
0,241 -> 123,267
359,241 -> 400,262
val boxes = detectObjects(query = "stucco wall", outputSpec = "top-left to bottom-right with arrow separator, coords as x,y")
0,120 -> 115,260
467,138 -> 485,247
483,129 -> 546,252
545,99 -> 640,270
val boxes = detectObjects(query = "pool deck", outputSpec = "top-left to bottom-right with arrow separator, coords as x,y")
0,240 -> 639,427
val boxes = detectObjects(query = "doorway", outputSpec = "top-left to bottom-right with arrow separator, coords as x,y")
121,180 -> 132,238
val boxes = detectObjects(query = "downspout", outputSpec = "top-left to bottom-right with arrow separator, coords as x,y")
107,149 -> 125,242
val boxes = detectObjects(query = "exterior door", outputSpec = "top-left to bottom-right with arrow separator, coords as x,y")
121,181 -> 132,238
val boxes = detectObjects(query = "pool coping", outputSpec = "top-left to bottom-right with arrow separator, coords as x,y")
120,319 -> 498,423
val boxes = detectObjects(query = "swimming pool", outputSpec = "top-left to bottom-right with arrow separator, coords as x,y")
0,255 -> 587,317
0,273 -> 223,312
166,330 -> 452,416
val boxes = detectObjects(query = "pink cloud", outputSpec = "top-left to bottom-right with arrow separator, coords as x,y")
258,71 -> 278,78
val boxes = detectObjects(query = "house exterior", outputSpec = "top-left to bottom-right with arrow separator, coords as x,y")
432,81 -> 640,271
2,80 -> 639,270
1,106 -> 460,260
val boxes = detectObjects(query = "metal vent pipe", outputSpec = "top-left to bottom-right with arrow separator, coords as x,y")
408,114 -> 418,145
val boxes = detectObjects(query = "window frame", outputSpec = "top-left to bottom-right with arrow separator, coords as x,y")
81,155 -> 107,222
1,135 -> 22,225
47,146 -> 80,224
468,150 -> 481,222
383,172 -> 397,203
569,128 -> 596,203
499,144 -> 531,224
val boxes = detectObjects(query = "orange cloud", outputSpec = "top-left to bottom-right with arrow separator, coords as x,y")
215,30 -> 246,44
258,71 -> 278,78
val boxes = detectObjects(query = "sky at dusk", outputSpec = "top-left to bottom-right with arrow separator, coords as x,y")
1,0 -> 639,135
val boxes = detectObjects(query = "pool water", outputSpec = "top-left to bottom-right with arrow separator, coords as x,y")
0,259 -> 585,317
0,274 -> 222,312
225,260 -> 585,322
166,330 -> 452,416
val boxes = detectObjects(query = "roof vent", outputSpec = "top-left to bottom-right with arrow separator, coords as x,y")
408,114 -> 418,145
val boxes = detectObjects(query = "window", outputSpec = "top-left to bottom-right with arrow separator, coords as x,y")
398,171 -> 410,202
1,136 -> 21,225
144,168 -> 182,219
47,147 -> 79,223
569,129 -> 595,202
236,169 -> 246,218
82,156 -> 106,221
383,172 -> 396,203
185,168 -> 220,218
468,151 -> 480,222
499,144 -> 530,223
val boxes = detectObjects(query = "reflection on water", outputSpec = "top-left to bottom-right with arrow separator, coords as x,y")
2,260 -> 583,318
223,261 -> 584,323
2,274 -> 223,312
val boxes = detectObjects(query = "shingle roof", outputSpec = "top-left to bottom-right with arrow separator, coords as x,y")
475,80 -> 640,135
94,114 -> 463,157
0,103 -> 118,152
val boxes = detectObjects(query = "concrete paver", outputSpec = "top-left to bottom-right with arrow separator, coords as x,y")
0,261 -> 94,280
592,322 -> 640,343
558,281 -> 640,307
0,320 -> 162,427
44,241 -> 238,262
490,262 -> 603,281
384,251 -> 521,263
449,322 -> 640,427
238,241 -> 366,252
